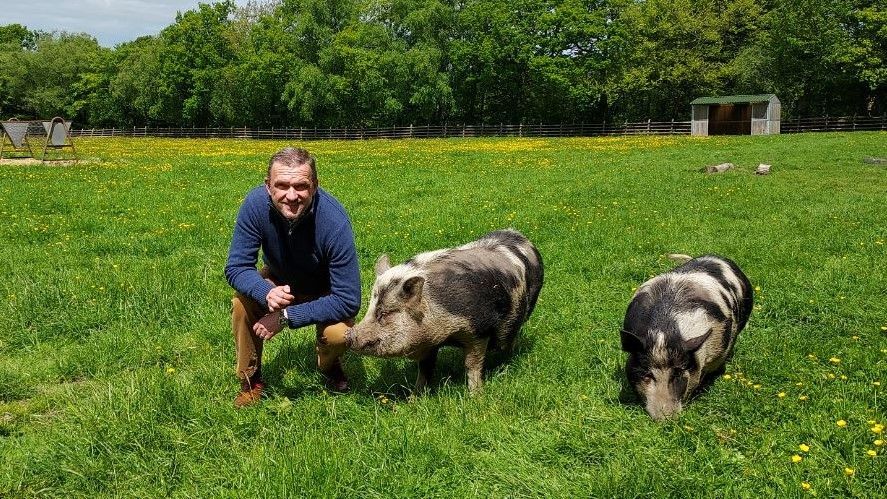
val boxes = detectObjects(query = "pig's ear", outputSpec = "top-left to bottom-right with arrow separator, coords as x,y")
620,329 -> 644,352
399,275 -> 425,305
374,254 -> 391,276
682,329 -> 712,352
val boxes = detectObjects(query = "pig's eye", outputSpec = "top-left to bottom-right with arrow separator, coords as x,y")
642,373 -> 655,383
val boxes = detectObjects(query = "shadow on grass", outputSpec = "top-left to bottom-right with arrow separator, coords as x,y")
349,332 -> 537,401
262,336 -> 369,400
611,363 -> 639,406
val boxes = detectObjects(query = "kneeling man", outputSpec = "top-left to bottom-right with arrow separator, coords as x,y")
225,147 -> 360,407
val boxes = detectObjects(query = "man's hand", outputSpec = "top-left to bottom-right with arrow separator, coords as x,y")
254,310 -> 285,341
266,284 -> 294,312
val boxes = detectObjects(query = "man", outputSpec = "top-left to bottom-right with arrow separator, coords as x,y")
225,147 -> 361,407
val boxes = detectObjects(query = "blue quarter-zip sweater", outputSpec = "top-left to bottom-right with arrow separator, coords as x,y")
225,186 -> 361,329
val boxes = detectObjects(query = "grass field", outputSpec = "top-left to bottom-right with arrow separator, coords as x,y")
0,132 -> 885,497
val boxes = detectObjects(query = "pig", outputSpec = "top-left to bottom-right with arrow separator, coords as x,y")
621,255 -> 753,420
346,229 -> 543,394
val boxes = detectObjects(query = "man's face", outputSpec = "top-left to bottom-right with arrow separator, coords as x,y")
265,161 -> 316,221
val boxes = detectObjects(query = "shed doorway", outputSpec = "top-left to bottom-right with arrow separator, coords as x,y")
709,104 -> 751,135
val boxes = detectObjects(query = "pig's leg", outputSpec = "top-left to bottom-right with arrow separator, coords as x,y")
464,337 -> 489,394
414,348 -> 439,394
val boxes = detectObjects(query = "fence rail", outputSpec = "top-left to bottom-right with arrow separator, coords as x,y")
67,116 -> 885,140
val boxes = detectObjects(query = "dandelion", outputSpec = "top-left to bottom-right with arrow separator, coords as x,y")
827,373 -> 836,380
844,467 -> 855,476
799,395 -> 809,401
874,439 -> 884,447
801,482 -> 811,491
791,454 -> 803,463
872,424 -> 884,434
837,420 -> 848,428
829,357 -> 841,364
723,374 -> 732,380
753,384 -> 761,390
778,392 -> 786,398
799,444 -> 810,452
807,354 -> 817,360
866,449 -> 877,457
840,375 -> 848,380
873,381 -> 881,386
165,367 -> 175,374
851,335 -> 859,340
754,286 -> 761,292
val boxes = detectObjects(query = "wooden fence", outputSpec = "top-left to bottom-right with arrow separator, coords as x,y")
68,116 -> 885,140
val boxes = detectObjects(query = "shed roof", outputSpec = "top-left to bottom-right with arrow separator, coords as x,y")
690,94 -> 776,105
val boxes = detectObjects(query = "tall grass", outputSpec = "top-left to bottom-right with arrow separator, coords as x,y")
1,133 -> 885,497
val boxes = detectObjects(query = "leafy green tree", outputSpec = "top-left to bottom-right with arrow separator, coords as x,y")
2,32 -> 109,122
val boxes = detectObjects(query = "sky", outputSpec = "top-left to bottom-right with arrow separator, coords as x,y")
0,0 -> 253,47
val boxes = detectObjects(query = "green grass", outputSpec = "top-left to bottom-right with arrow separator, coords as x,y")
1,133 -> 885,497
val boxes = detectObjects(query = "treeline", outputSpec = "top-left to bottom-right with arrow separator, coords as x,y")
1,0 -> 884,128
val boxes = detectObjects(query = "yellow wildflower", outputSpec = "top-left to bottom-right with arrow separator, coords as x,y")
799,444 -> 810,452
165,367 -> 175,374
837,420 -> 848,428
829,357 -> 841,364
872,424 -> 884,434
723,374 -> 732,380
799,395 -> 809,401
778,392 -> 786,398
801,482 -> 811,491
791,455 -> 802,463
866,449 -> 877,457
874,439 -> 884,446
844,467 -> 855,476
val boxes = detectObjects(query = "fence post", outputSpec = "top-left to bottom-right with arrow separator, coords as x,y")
647,119 -> 651,134
852,115 -> 856,131
410,124 -> 413,138
824,115 -> 829,132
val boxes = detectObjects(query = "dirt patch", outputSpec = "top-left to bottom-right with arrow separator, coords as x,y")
0,158 -> 79,166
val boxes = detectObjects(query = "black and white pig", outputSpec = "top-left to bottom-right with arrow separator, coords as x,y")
621,255 -> 753,420
346,229 -> 543,394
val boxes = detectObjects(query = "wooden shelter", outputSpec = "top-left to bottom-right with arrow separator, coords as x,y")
691,94 -> 780,136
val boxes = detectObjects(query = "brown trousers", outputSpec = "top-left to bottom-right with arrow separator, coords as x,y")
231,269 -> 352,381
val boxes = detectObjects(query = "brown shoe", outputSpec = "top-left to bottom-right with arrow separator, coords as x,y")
322,363 -> 349,392
234,381 -> 265,408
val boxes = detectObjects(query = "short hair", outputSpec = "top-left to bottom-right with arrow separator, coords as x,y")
267,147 -> 317,183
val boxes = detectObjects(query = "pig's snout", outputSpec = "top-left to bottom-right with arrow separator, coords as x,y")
645,400 -> 682,421
346,326 -> 381,353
